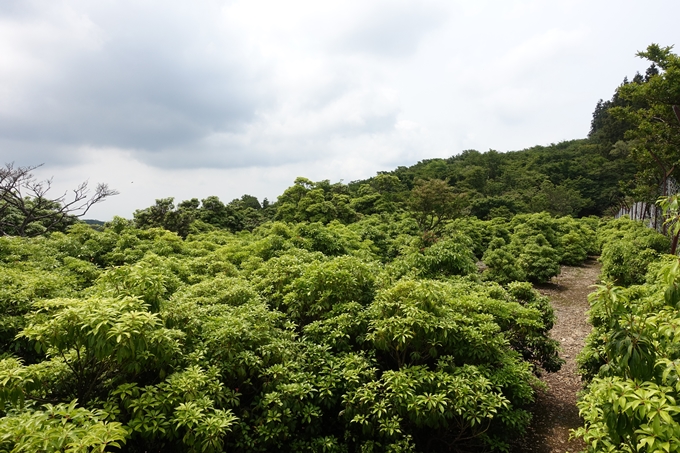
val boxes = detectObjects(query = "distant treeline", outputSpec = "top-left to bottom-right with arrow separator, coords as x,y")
2,44 -> 678,243
132,137 -> 635,238
129,45 -> 680,238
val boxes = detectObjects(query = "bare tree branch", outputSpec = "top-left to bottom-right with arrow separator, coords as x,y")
0,163 -> 119,237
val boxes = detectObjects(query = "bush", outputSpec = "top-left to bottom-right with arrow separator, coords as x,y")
417,236 -> 477,278
0,214 -> 571,452
517,234 -> 561,284
482,238 -> 526,285
575,258 -> 680,451
598,218 -> 669,286
480,214 -> 587,285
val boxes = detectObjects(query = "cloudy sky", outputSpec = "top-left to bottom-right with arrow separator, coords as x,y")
1,0 -> 678,219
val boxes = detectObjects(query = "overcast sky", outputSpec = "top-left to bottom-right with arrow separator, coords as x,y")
1,0 -> 678,219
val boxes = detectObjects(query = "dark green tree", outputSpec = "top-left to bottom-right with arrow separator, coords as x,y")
612,44 -> 680,198
275,177 -> 358,224
133,197 -> 196,238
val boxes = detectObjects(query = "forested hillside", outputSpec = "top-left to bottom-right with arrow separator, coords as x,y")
130,138 -> 634,238
0,44 -> 679,453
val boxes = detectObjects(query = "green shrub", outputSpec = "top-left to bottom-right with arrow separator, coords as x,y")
517,234 -> 561,284
417,236 -> 477,278
482,238 -> 525,284
0,400 -> 128,453
0,212 -> 574,452
575,257 -> 680,451
598,218 -> 669,286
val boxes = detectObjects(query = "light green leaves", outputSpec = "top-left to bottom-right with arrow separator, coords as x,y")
0,401 -> 128,453
576,235 -> 680,451
0,207 -> 580,452
14,297 -> 182,404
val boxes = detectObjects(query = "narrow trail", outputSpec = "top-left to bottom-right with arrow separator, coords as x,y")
511,258 -> 601,453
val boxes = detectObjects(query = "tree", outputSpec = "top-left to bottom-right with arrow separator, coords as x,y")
658,194 -> 680,254
0,163 -> 118,237
407,179 -> 467,234
589,64 -> 659,153
133,197 -> 196,238
529,180 -> 588,216
275,177 -> 358,224
199,195 -> 265,232
239,194 -> 261,210
612,44 -> 680,198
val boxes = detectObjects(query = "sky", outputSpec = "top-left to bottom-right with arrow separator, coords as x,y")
1,0 -> 679,220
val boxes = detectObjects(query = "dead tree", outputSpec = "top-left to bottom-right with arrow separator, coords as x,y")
0,163 -> 119,237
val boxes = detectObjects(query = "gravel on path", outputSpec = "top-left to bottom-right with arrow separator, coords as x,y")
511,258 -> 601,453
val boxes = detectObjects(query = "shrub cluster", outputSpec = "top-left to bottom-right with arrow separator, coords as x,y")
597,217 -> 669,286
449,213 -> 597,284
0,213 -> 590,452
576,218 -> 680,451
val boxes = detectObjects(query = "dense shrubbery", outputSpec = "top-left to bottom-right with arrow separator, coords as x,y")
0,210 -> 594,452
574,213 -> 680,451
452,212 -> 597,285
597,217 -> 669,286
2,41 -> 678,452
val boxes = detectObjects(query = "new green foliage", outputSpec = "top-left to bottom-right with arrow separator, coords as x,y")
598,217 -> 669,286
0,400 -> 128,453
576,242 -> 680,452
477,213 -> 595,284
0,213 -> 573,452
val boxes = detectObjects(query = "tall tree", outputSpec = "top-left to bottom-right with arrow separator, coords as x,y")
612,44 -> 680,198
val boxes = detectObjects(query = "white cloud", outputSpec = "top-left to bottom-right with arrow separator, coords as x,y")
1,0 -> 679,218
334,1 -> 447,57
497,28 -> 588,81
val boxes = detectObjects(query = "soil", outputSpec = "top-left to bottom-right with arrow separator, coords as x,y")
510,258 -> 601,453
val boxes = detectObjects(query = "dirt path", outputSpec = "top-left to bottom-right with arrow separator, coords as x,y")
511,258 -> 601,453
